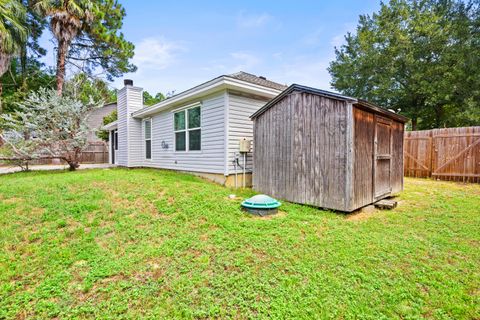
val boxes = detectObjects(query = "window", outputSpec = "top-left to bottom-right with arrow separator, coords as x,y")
114,130 -> 118,150
174,106 -> 201,151
144,119 -> 152,159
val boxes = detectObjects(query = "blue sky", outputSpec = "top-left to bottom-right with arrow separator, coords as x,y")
40,1 -> 381,94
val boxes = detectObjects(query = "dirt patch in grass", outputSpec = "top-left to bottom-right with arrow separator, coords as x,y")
346,206 -> 379,221
242,210 -> 287,220
2,197 -> 25,204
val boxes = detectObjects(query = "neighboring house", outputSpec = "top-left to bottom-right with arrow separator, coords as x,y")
85,102 -> 117,142
103,72 -> 287,186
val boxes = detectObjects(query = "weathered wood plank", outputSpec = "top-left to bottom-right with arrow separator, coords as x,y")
252,90 -> 407,212
404,126 -> 480,183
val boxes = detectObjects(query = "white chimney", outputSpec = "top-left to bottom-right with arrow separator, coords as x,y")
116,79 -> 144,167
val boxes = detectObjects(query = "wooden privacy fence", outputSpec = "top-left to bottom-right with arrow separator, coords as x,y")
2,142 -> 109,166
78,142 -> 109,163
404,126 -> 480,183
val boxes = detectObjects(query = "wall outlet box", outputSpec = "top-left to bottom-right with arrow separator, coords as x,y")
239,138 -> 251,153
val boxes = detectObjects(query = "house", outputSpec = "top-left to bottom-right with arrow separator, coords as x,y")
250,84 -> 408,212
85,102 -> 117,143
103,72 -> 287,186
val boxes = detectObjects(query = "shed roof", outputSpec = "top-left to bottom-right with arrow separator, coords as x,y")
250,84 -> 409,123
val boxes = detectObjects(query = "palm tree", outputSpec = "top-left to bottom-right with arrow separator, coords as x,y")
34,0 -> 94,95
0,0 -> 27,113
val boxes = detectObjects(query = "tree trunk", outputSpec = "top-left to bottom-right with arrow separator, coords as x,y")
0,80 -> 3,115
68,161 -> 80,171
434,105 -> 444,128
56,39 -> 69,96
20,46 -> 27,86
411,117 -> 417,131
0,81 -> 3,147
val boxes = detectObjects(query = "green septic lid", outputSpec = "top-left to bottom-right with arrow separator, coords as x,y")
241,194 -> 281,209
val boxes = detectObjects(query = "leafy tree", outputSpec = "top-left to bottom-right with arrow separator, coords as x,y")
96,109 -> 115,141
0,0 -> 28,112
329,0 -> 480,130
0,87 -> 102,170
65,72 -> 116,105
19,0 -> 47,83
0,57 -> 55,114
0,1 -> 49,121
34,0 -> 136,95
143,91 -> 165,106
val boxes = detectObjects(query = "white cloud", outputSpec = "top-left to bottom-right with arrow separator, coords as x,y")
230,52 -> 260,72
330,33 -> 347,48
268,55 -> 335,91
237,12 -> 273,28
302,28 -> 325,47
330,22 -> 357,48
132,37 -> 184,71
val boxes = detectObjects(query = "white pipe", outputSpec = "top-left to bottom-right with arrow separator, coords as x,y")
243,152 -> 246,188
234,153 -> 238,189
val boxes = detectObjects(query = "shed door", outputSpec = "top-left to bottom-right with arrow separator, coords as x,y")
374,116 -> 392,198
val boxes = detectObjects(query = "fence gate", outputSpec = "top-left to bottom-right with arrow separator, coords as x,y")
404,126 -> 480,183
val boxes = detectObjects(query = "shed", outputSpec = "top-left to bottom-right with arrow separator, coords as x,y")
250,84 -> 408,212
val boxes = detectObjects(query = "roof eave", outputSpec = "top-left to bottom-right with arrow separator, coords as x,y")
251,84 -> 356,119
250,84 -> 410,123
355,100 -> 409,123
132,76 -> 282,119
102,120 -> 118,130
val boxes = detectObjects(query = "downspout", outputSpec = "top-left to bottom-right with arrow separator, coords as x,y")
223,90 -> 230,182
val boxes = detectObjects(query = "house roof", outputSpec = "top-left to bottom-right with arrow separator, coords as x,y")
250,84 -> 409,123
227,72 -> 287,91
86,102 -> 117,140
132,71 -> 285,119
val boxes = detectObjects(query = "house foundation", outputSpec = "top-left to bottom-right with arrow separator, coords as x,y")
190,171 -> 252,188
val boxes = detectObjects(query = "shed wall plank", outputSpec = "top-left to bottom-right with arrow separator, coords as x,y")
253,91 -> 349,211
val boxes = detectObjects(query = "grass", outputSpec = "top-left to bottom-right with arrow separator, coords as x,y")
0,168 -> 479,319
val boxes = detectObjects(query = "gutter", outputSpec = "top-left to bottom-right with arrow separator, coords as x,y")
131,76 -> 282,119
102,120 -> 118,130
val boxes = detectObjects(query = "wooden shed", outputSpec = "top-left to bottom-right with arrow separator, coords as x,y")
250,84 -> 408,212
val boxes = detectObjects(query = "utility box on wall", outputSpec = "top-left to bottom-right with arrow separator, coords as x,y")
239,138 -> 251,153
250,84 -> 408,212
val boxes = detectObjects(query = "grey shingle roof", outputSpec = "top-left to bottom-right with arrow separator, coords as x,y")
227,71 -> 287,91
86,102 -> 117,142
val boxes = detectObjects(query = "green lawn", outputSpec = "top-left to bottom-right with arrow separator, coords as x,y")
0,168 -> 479,319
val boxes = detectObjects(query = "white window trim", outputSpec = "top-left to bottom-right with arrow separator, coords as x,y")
173,104 -> 202,153
143,118 -> 152,160
170,101 -> 201,113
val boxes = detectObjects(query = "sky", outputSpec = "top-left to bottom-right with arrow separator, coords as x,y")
39,0 -> 381,95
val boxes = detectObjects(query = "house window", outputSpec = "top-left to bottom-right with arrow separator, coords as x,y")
174,106 -> 201,151
144,119 -> 152,159
114,130 -> 118,150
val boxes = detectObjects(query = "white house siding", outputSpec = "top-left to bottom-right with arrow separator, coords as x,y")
226,91 -> 270,174
126,88 -> 144,167
116,88 -> 128,166
116,85 -> 144,167
145,92 -> 226,174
